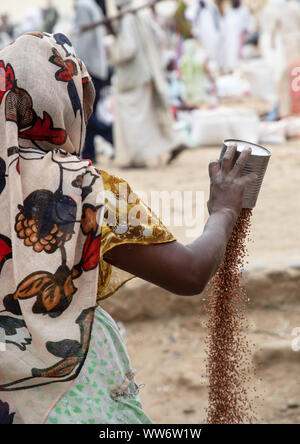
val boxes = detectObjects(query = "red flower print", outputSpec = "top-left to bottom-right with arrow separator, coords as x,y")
0,234 -> 12,273
73,204 -> 102,273
49,48 -> 81,117
0,61 -> 15,104
65,60 -> 77,78
81,233 -> 101,272
49,48 -> 78,82
19,112 -> 67,145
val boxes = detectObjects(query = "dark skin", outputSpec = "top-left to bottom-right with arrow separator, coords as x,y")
104,146 -> 257,296
232,0 -> 241,8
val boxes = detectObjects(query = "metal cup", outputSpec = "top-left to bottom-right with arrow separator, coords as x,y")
220,139 -> 271,209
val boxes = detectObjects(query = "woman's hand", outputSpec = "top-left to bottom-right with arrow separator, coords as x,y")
207,145 -> 257,220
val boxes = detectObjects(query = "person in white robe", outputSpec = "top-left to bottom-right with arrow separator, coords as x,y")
186,0 -> 221,67
106,0 -> 184,168
259,0 -> 300,117
221,0 -> 256,72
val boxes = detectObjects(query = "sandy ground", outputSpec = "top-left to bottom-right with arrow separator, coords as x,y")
99,140 -> 300,424
100,139 -> 300,270
124,307 -> 300,424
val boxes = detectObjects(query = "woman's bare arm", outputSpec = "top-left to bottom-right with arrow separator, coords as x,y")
104,146 -> 256,296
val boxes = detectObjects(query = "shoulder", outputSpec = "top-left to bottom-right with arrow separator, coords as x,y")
99,170 -> 132,196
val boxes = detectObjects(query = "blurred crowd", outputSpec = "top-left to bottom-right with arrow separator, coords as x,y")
0,1 -> 59,47
1,0 -> 300,166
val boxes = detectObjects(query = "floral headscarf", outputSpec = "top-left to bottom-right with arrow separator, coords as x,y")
0,32 -> 105,423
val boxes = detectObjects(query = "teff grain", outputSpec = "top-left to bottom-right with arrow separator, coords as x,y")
206,208 -> 254,424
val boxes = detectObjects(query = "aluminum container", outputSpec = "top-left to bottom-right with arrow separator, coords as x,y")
220,139 -> 271,209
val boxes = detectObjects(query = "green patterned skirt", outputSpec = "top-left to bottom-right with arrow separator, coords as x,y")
45,307 -> 152,424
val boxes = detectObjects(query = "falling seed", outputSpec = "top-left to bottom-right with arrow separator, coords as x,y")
206,209 -> 255,424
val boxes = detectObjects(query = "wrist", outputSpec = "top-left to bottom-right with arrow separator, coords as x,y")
214,207 -> 238,223
207,208 -> 238,238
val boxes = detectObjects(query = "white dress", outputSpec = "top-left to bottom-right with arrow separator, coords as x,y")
108,13 -> 178,167
191,4 -> 221,65
221,6 -> 256,71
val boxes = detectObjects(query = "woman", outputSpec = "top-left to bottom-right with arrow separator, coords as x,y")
220,0 -> 256,72
0,32 -> 255,424
106,0 -> 186,168
187,0 -> 221,67
74,0 -> 114,164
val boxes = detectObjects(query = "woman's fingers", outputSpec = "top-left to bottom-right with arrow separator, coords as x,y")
209,159 -> 220,179
239,172 -> 258,186
221,145 -> 237,174
231,147 -> 252,177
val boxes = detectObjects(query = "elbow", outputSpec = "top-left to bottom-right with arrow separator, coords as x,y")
169,253 -> 213,297
171,275 -> 208,297
185,277 -> 208,296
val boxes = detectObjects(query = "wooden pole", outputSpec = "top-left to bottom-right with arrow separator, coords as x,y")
80,0 -> 165,34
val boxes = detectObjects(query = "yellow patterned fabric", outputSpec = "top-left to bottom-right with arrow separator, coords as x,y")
97,170 -> 175,301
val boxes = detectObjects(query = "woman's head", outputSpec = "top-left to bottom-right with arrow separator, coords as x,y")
231,0 -> 241,8
0,32 -> 94,155
115,0 -> 132,11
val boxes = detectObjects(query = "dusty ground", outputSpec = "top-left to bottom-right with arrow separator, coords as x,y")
99,140 -> 300,424
101,139 -> 300,270
124,307 -> 300,424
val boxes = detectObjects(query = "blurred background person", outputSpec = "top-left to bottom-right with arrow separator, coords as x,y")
173,0 -> 192,41
0,13 -> 13,48
179,38 -> 217,106
42,0 -> 59,33
0,13 -> 14,38
221,0 -> 257,72
215,0 -> 226,16
186,0 -> 222,68
171,1 -> 193,74
73,0 -> 114,164
18,7 -> 43,34
106,0 -> 186,168
260,0 -> 300,117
